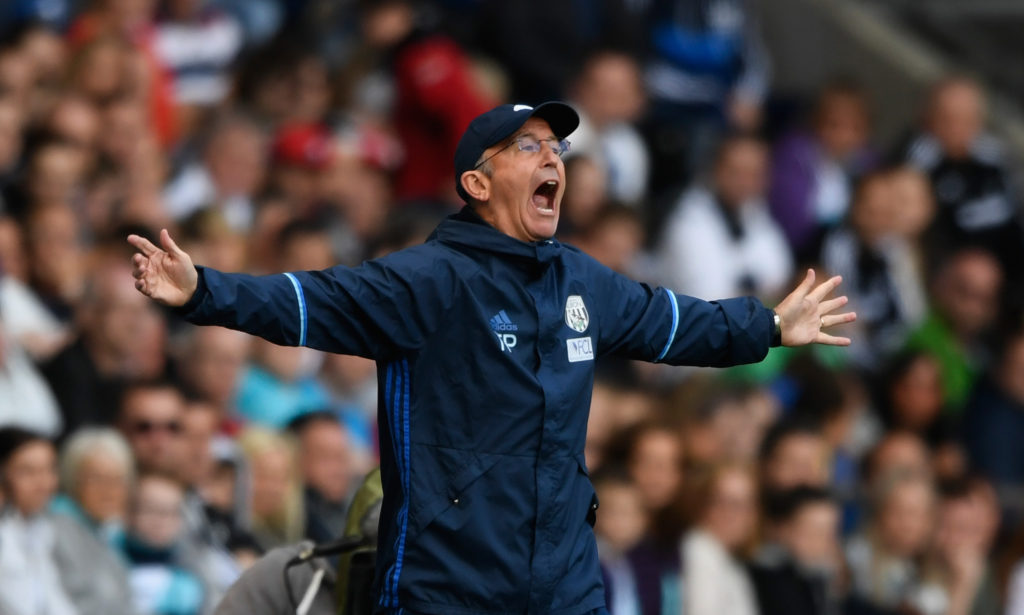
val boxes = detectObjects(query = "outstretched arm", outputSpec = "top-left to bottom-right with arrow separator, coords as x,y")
128,229 -> 198,307
594,258 -> 856,367
774,269 -> 857,347
127,230 -> 439,359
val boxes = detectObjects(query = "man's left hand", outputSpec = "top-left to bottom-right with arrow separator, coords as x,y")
774,269 -> 857,347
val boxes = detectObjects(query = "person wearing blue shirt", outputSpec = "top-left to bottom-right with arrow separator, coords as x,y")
129,101 -> 855,615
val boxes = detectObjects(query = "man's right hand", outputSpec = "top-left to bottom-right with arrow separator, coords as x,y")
128,229 -> 198,307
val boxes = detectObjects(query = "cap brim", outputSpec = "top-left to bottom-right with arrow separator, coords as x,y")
529,102 -> 579,140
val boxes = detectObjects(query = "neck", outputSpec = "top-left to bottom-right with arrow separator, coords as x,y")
472,202 -> 531,242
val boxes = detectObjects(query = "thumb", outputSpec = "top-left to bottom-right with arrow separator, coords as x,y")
160,228 -> 186,257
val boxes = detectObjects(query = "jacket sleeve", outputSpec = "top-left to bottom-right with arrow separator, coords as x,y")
178,259 -> 442,360
592,262 -> 774,367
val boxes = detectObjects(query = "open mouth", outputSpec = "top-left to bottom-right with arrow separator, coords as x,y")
531,180 -> 559,214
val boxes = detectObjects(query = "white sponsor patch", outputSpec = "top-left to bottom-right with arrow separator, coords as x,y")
513,104 -> 533,112
566,336 -> 594,363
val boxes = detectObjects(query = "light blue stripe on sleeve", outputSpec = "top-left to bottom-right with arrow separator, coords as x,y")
282,273 -> 308,346
655,288 -> 680,362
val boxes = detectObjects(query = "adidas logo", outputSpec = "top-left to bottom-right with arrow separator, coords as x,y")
490,310 -> 518,352
489,310 -> 519,332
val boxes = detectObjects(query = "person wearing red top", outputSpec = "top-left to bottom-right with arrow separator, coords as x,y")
66,0 -> 178,148
360,0 -> 494,205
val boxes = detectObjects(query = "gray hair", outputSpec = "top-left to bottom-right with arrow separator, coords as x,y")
474,154 -> 494,178
60,428 -> 135,496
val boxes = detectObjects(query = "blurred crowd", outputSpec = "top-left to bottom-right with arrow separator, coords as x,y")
0,1 -> 1023,614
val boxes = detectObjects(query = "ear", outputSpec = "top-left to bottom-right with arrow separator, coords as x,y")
460,170 -> 491,203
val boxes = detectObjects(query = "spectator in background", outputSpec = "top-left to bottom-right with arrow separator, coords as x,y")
846,471 -> 936,613
751,487 -> 844,615
51,428 -> 134,615
267,121 -> 335,216
592,466 -> 646,615
657,134 -> 793,301
11,22 -> 66,97
238,427 -> 303,550
683,464 -> 760,615
474,0 -> 644,105
179,401 -> 217,498
0,302 -> 62,436
319,122 -> 402,262
42,261 -> 168,434
770,79 -> 877,262
905,248 -> 1002,412
54,428 -> 133,540
117,381 -> 187,476
287,411 -> 356,544
863,430 -> 933,487
0,214 -> 26,280
153,0 -> 243,126
821,170 -> 927,368
904,76 -> 1024,290
0,96 -> 24,190
759,417 -> 830,493
235,337 -> 331,429
623,420 -> 685,516
886,165 -> 936,258
24,201 -> 86,321
162,111 -> 268,231
122,472 -> 205,615
232,36 -> 330,126
643,0 -> 770,203
558,155 -> 609,239
66,0 -> 178,148
921,479 -> 1001,615
358,0 -> 493,204
319,351 -> 378,451
569,50 -> 649,205
963,327 -> 1024,496
0,427 -> 78,615
176,209 -> 247,273
880,350 -> 949,440
174,326 -> 249,428
45,94 -> 102,154
572,204 -> 644,275
176,401 -> 254,605
274,218 -> 336,273
0,37 -> 34,115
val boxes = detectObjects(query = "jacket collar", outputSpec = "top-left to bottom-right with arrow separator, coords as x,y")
431,205 -> 563,264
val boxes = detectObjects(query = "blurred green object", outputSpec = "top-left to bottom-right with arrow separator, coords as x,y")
721,344 -> 848,385
904,311 -> 976,413
337,468 -> 382,615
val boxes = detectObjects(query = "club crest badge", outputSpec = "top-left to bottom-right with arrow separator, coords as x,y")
565,295 -> 589,333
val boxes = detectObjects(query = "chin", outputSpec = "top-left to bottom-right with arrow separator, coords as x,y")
525,218 -> 559,240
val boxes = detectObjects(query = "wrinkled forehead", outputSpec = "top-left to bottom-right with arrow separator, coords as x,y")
518,117 -> 555,140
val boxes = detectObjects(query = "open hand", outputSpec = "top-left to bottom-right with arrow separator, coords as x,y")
128,229 -> 198,307
774,269 -> 857,347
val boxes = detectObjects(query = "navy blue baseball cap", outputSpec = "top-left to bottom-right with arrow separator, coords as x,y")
454,102 -> 579,203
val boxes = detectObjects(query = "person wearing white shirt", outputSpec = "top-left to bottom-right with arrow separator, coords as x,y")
0,428 -> 78,615
658,134 -> 793,301
682,464 -> 760,615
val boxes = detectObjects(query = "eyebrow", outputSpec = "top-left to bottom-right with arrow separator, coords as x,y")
513,132 -> 558,141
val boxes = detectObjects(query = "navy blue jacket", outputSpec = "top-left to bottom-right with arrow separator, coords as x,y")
179,207 -> 774,615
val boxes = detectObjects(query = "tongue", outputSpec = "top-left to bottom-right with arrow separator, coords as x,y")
532,193 -> 551,209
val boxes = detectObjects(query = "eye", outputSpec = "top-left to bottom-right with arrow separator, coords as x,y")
518,137 -> 542,153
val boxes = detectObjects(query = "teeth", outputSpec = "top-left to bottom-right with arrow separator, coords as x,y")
545,180 -> 557,186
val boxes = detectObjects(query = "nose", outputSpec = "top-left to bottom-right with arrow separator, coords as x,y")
539,142 -> 560,167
